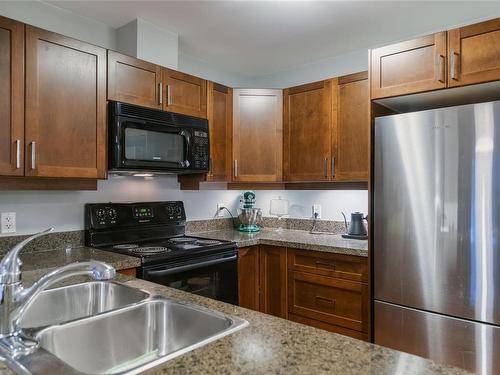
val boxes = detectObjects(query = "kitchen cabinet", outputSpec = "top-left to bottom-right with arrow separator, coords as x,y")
259,245 -> 287,318
24,26 -> 107,179
283,80 -> 333,181
0,16 -> 24,176
238,246 -> 260,311
232,89 -> 283,182
287,248 -> 369,340
162,68 -> 207,118
207,82 -> 232,181
448,18 -> 500,87
334,72 -> 369,181
107,50 -> 162,109
370,32 -> 447,99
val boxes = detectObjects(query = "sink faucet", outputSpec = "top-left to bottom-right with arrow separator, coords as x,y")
0,228 -> 116,357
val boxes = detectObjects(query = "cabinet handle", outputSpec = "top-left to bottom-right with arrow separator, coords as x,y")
15,139 -> 20,169
234,160 -> 238,178
323,158 -> 328,178
158,82 -> 163,105
315,260 -> 336,270
450,49 -> 459,81
331,156 -> 335,178
166,84 -> 172,105
315,296 -> 336,306
437,54 -> 445,83
31,141 -> 36,170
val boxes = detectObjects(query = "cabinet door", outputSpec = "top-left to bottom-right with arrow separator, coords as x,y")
238,246 -> 260,311
283,80 -> 332,181
207,82 -> 232,181
232,89 -> 283,182
0,16 -> 24,176
25,26 -> 106,178
334,72 -> 369,181
448,18 -> 500,87
370,32 -> 447,99
107,50 -> 161,109
163,68 -> 207,118
259,245 -> 287,318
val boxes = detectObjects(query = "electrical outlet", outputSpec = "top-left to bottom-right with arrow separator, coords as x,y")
312,204 -> 321,219
1,212 -> 16,234
216,203 -> 226,217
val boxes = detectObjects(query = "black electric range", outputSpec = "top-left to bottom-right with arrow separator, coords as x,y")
85,201 -> 238,305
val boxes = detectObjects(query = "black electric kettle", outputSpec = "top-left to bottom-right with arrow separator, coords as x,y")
341,212 -> 368,240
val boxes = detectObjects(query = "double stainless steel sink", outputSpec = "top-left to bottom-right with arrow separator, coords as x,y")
9,282 -> 248,374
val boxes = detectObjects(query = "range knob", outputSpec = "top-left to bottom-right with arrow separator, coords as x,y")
106,207 -> 117,221
96,208 -> 106,220
174,206 -> 182,215
166,205 -> 175,216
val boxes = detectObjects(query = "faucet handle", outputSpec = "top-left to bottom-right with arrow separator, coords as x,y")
0,228 -> 54,284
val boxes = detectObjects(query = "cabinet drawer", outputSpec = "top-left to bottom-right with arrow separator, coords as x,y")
288,271 -> 367,332
288,249 -> 367,282
289,313 -> 368,341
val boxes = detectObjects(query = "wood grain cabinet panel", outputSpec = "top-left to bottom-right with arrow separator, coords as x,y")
163,69 -> 207,118
238,246 -> 260,311
259,245 -> 287,318
448,18 -> 500,87
370,32 -> 447,99
0,16 -> 24,176
333,72 -> 369,181
25,26 -> 106,179
288,270 -> 368,333
107,50 -> 161,109
283,80 -> 332,181
232,89 -> 283,182
207,82 -> 232,181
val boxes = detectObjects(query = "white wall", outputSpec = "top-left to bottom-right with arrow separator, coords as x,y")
0,1 -> 116,49
0,176 -> 367,235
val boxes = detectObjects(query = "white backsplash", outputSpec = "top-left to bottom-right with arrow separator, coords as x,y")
0,175 -> 367,235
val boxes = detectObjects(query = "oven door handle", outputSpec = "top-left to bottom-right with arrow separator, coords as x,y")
146,254 -> 237,276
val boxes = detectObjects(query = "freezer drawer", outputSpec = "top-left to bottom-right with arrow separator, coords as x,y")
375,300 -> 500,374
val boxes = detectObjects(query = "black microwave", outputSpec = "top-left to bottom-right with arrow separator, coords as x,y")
108,101 -> 209,175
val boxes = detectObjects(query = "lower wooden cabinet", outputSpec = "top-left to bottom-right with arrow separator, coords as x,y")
237,245 -> 369,340
238,246 -> 260,311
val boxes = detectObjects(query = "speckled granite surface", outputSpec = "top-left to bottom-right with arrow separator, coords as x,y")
0,230 -> 84,255
0,266 -> 469,375
189,228 -> 368,257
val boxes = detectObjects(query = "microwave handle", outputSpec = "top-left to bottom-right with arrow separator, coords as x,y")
181,130 -> 191,168
146,255 -> 237,276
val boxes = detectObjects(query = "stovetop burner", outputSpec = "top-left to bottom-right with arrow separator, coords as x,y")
113,244 -> 139,250
169,237 -> 198,244
130,246 -> 171,255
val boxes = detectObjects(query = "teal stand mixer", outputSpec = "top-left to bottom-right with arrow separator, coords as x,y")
237,191 -> 262,233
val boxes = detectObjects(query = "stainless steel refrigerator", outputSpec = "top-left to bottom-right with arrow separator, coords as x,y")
374,100 -> 500,374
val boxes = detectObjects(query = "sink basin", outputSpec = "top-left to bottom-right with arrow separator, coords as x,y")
35,296 -> 248,374
20,281 -> 150,329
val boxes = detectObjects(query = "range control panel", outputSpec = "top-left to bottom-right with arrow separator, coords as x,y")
85,201 -> 186,229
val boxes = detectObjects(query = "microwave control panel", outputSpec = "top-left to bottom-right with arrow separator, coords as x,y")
192,130 -> 209,170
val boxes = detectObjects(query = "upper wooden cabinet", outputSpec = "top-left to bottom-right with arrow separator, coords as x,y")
25,26 -> 107,178
232,89 -> 283,182
448,18 -> 500,87
0,16 -> 24,176
207,82 -> 232,181
370,32 -> 447,99
334,72 -> 369,181
283,80 -> 333,181
107,50 -> 161,109
162,69 -> 207,118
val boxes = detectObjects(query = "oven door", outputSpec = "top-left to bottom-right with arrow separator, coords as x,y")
140,251 -> 238,305
112,117 -> 192,171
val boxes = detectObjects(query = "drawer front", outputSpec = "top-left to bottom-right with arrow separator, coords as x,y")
288,249 -> 367,282
288,270 -> 367,332
289,313 -> 368,341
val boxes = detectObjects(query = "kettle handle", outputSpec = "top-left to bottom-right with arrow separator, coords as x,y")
341,212 -> 348,232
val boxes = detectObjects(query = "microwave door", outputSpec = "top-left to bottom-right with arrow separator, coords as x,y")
119,120 -> 190,170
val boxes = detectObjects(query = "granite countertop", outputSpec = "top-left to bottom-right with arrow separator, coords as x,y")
0,252 -> 468,375
189,228 -> 368,257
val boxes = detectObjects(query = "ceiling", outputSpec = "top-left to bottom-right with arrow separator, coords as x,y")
47,1 -> 500,79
